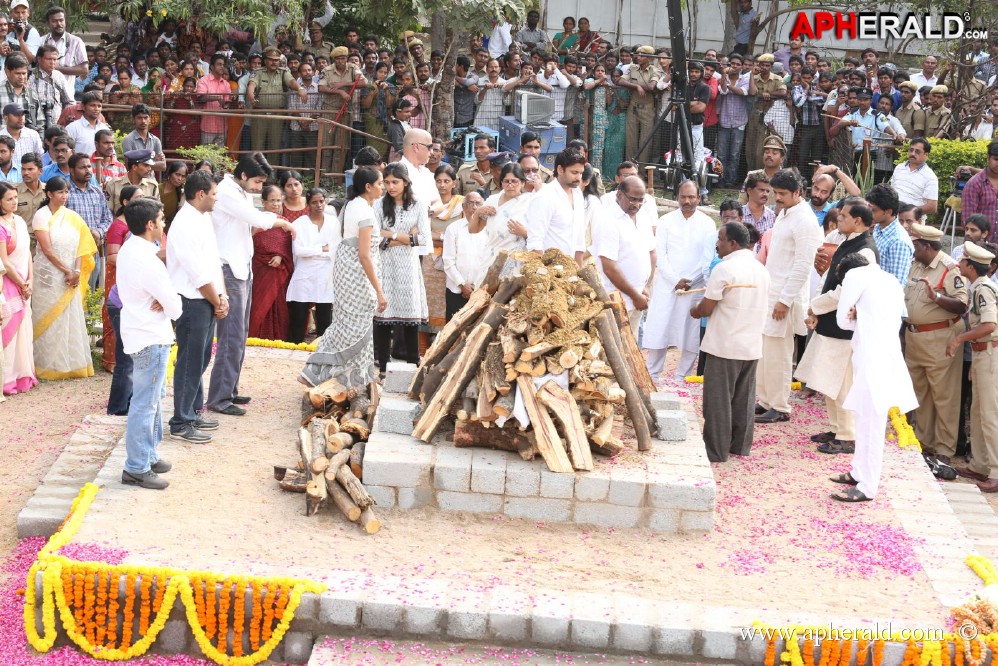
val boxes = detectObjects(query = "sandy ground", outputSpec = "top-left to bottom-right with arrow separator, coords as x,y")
61,351 -> 945,626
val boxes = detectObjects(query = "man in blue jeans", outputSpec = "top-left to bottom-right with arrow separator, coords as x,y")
116,198 -> 183,489
166,171 -> 227,442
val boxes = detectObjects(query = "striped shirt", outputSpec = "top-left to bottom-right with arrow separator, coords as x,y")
67,179 -> 113,235
962,170 -> 998,243
872,217 -> 915,286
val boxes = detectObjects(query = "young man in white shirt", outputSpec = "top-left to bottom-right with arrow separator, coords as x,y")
167,171 -> 226,443
207,152 -> 295,417
525,149 -> 586,263
118,197 -> 183,489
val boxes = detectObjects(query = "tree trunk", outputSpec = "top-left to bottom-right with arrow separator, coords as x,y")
432,26 -> 457,140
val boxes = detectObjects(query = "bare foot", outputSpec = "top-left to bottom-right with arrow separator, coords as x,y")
297,375 -> 313,388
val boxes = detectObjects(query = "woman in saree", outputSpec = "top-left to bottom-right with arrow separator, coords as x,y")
31,177 -> 97,380
160,161 -> 187,229
0,181 -> 36,395
575,18 -> 601,54
477,162 -> 531,277
584,64 -> 611,173
423,165 -> 465,333
248,183 -> 294,341
553,17 -> 578,64
300,166 -> 387,388
603,68 -> 629,175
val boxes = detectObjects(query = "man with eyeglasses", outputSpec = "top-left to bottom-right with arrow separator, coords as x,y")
889,137 -> 938,215
518,132 -> 554,183
596,175 -> 655,336
601,160 -> 658,234
399,127 -> 443,220
516,153 -> 544,193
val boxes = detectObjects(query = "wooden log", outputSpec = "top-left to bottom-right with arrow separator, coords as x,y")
311,456 -> 330,475
520,340 -> 561,362
301,392 -> 317,426
408,287 -> 490,398
480,342 -> 508,400
298,427 -> 326,516
592,310 -> 654,450
493,392 -> 515,419
412,304 -> 508,442
537,381 -> 594,471
325,432 -> 355,455
420,334 -> 469,404
278,468 -> 308,493
453,419 -> 537,460
577,264 -> 612,303
477,387 -> 496,422
359,507 -> 381,534
309,377 -> 349,409
323,419 -> 340,438
559,348 -> 580,369
590,437 -> 624,457
492,276 -> 525,305
592,411 -> 616,447
340,417 -> 371,442
482,250 -> 509,294
334,464 -> 374,509
348,393 -> 372,420
608,292 -> 657,398
325,479 -> 362,522
544,358 -> 564,376
506,314 -> 530,337
514,358 -> 534,374
516,376 -> 573,473
350,441 -> 365,480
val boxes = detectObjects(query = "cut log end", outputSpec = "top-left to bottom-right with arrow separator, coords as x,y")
360,507 -> 381,534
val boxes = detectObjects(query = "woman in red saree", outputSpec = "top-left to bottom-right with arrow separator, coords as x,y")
248,183 -> 294,340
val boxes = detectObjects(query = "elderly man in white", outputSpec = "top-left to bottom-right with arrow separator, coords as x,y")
643,180 -> 717,380
890,137 -> 938,215
597,175 -> 656,336
755,169 -> 823,424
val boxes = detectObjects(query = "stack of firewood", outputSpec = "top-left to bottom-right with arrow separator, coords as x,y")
273,381 -> 381,533
408,249 -> 659,473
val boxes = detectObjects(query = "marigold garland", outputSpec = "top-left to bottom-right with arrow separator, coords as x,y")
889,407 -> 922,451
249,580 -> 263,651
232,579 -> 246,657
23,484 -> 327,665
685,375 -> 803,390
206,573 -> 217,640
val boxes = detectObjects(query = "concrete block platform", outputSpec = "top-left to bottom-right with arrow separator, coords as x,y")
367,371 -> 716,533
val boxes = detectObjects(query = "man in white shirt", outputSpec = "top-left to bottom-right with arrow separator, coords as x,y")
41,6 -> 88,93
597,176 -> 656,336
0,101 -> 40,163
524,148 -> 586,263
601,160 -> 658,233
909,55 -> 939,103
890,137 -> 938,215
167,171 -> 226,443
207,153 -> 296,417
643,180 -> 718,380
399,127 -> 443,230
689,221 -> 770,462
65,91 -> 110,157
755,170 -> 823,423
118,197 -> 183,490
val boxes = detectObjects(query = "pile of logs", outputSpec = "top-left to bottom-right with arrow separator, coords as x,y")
408,249 -> 659,473
273,380 -> 382,533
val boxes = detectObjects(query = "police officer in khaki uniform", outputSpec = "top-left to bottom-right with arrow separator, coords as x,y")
456,133 -> 495,195
305,22 -> 335,60
618,45 -> 660,164
745,54 -> 787,172
318,45 -> 366,172
247,46 -> 308,154
924,85 -> 953,139
904,223 -> 969,462
895,81 -> 926,139
950,242 -> 998,492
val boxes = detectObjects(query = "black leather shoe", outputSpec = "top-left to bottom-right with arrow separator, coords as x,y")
232,395 -> 251,405
755,408 -> 790,424
754,403 -> 767,415
212,404 -> 247,416
810,431 -> 836,443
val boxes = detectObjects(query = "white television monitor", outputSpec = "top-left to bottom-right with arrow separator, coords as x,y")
515,90 -> 555,125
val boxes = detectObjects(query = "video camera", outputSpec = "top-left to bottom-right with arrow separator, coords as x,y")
953,167 -> 973,196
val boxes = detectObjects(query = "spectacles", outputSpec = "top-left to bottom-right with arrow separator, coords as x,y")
464,200 -> 483,206
502,179 -> 521,185
521,168 -> 539,174
417,143 -> 433,150
619,193 -> 645,205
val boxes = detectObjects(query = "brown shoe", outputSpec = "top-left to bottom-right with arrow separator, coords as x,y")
955,466 -> 990,483
978,479 -> 998,493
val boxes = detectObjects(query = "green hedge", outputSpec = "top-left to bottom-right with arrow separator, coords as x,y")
896,138 -> 991,205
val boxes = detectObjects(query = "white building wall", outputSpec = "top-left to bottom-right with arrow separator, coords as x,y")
542,0 -> 904,58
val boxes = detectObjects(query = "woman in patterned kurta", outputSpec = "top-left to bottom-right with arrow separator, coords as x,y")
372,162 -> 430,373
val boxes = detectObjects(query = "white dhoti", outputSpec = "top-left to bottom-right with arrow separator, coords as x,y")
795,333 -> 856,439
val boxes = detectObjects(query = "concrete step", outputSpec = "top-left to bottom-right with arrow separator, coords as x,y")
308,636 -> 703,665
942,482 -> 998,563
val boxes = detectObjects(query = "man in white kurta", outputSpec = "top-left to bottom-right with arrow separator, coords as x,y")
833,257 -> 917,501
597,176 -> 656,336
643,180 -> 717,380
755,170 -> 823,423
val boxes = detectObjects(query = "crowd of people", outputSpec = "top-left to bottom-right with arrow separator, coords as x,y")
4,0 -> 998,496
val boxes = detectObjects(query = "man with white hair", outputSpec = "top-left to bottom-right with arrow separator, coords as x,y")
399,128 -> 442,220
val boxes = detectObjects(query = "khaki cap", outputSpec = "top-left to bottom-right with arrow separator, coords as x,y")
331,46 -> 349,58
930,85 -> 949,95
635,45 -> 655,55
756,53 -> 775,63
965,242 -> 996,262
762,134 -> 786,153
909,223 -> 943,241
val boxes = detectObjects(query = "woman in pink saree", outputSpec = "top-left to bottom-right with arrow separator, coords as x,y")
0,181 -> 36,395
